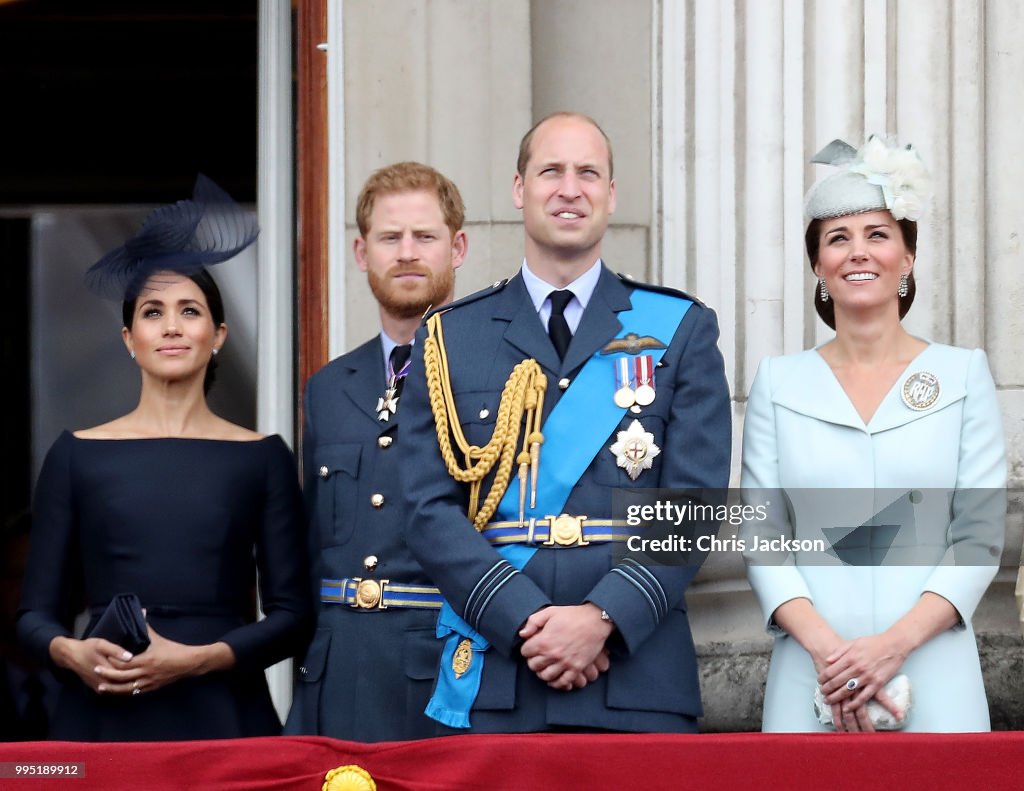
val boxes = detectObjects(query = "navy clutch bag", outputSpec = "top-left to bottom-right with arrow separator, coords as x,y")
86,593 -> 150,654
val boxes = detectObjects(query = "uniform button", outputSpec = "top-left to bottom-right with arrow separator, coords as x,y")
378,435 -> 393,448
479,408 -> 490,419
370,493 -> 385,508
364,555 -> 379,572
318,465 -> 329,478
558,377 -> 570,390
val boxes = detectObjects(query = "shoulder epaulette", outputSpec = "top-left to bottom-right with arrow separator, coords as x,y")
615,271 -> 707,308
423,277 -> 512,322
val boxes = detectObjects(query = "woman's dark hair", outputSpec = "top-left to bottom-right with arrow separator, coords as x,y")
121,268 -> 225,394
805,216 -> 918,330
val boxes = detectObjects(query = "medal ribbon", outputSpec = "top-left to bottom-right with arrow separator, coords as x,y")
615,357 -> 633,393
635,355 -> 653,387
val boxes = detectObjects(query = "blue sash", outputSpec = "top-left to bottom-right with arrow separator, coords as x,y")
426,289 -> 692,727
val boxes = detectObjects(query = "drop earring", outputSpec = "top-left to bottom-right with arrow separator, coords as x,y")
818,278 -> 830,303
898,272 -> 909,298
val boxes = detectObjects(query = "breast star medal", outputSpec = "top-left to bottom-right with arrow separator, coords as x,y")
901,371 -> 940,411
609,419 -> 661,480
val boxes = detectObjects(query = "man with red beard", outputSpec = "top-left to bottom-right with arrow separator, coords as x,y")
285,162 -> 467,741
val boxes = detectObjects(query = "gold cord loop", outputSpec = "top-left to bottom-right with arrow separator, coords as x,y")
424,312 -> 546,530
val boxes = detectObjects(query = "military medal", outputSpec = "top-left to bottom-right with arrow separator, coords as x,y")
376,385 -> 400,421
634,355 -> 656,406
609,419 -> 661,480
613,357 -> 635,408
452,638 -> 474,679
901,371 -> 940,411
376,350 -> 412,421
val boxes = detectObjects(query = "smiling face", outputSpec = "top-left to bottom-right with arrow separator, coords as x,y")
513,114 -> 616,279
354,188 -> 467,320
122,272 -> 226,386
813,210 -> 915,324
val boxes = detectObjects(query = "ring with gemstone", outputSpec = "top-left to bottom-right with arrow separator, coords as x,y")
846,677 -> 859,691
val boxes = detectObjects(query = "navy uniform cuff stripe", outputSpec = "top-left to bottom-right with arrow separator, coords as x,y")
610,567 -> 660,620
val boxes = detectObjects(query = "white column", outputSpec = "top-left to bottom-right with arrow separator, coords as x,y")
257,0 -> 295,722
742,0 -> 785,395
781,0 -> 809,355
950,0 -> 986,349
658,0 -> 689,293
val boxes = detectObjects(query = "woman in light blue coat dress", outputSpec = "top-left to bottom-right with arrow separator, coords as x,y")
742,137 -> 1006,732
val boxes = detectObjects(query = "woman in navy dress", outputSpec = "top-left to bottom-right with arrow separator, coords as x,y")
17,176 -> 311,740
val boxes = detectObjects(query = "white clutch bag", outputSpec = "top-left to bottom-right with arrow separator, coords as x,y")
813,673 -> 912,730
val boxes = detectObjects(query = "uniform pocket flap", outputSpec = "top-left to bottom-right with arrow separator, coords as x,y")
316,443 -> 362,478
403,627 -> 442,681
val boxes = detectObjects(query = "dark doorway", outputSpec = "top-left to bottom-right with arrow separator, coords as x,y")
0,0 -> 258,206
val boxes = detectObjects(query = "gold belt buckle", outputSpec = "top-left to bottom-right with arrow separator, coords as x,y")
543,514 -> 589,547
351,578 -> 390,609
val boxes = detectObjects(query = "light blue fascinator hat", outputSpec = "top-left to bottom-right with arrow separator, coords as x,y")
804,135 -> 931,222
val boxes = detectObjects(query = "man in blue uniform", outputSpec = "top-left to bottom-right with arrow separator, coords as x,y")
285,162 -> 468,740
399,112 -> 731,733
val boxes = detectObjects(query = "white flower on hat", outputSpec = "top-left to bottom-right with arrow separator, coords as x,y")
849,136 -> 931,221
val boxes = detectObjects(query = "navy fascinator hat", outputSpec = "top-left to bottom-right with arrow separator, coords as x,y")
85,174 -> 258,300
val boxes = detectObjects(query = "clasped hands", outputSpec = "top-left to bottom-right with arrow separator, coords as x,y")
53,625 -> 229,697
518,603 -> 614,691
815,633 -> 907,732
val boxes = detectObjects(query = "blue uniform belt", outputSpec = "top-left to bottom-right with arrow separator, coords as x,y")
320,578 -> 443,610
480,515 -> 633,547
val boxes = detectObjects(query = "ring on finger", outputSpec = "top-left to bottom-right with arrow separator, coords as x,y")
846,677 -> 860,691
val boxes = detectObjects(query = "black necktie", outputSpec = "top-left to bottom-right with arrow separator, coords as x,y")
547,290 -> 574,360
389,343 -> 413,398
389,343 -> 412,380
